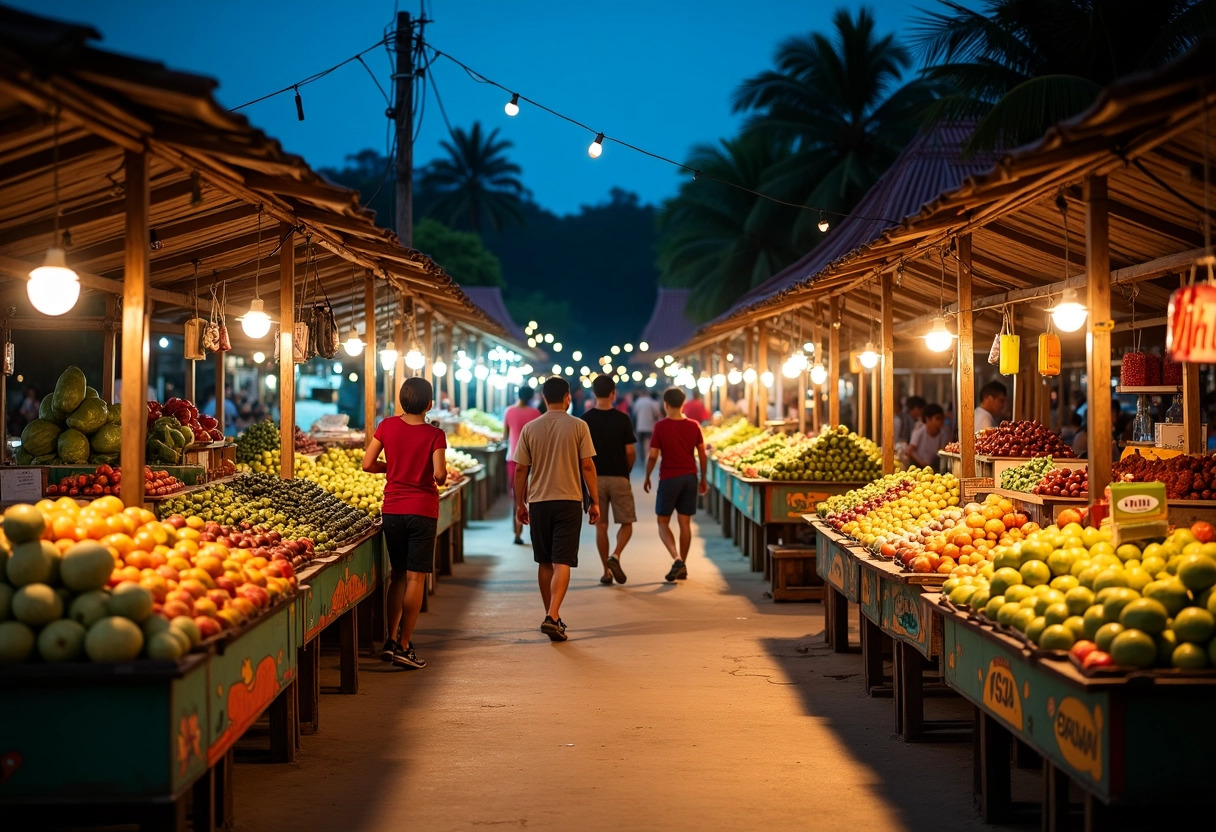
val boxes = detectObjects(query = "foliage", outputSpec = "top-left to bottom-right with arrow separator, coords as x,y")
505,291 -> 575,338
412,218 -> 504,288
912,0 -> 1216,152
420,122 -> 527,235
318,149 -> 396,229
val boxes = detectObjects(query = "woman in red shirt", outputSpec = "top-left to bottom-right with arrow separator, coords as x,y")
363,377 -> 447,669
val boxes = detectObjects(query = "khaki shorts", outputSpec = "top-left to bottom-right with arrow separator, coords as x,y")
597,475 -> 636,524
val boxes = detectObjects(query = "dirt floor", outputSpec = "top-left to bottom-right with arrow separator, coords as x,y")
232,488 -> 1033,832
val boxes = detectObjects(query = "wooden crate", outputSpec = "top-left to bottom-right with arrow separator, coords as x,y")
768,544 -> 823,602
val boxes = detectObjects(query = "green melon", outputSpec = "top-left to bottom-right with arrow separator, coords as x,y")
85,616 -> 144,662
4,505 -> 46,545
20,419 -> 61,457
90,423 -> 122,455
14,449 -> 33,465
52,365 -> 87,415
37,619 -> 86,662
57,428 -> 90,465
0,620 -> 35,663
69,590 -> 110,628
11,583 -> 62,626
38,396 -> 66,426
60,541 -> 115,592
67,398 -> 109,435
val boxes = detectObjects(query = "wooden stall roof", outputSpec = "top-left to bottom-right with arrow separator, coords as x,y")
0,6 -> 528,352
637,288 -> 698,358
677,35 -> 1216,354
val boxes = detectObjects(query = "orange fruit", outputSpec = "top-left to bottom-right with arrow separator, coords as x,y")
51,514 -> 79,541
966,513 -> 986,529
985,518 -> 1007,536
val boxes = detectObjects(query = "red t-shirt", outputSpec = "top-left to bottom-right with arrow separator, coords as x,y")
651,417 -> 704,480
682,399 -> 709,424
374,417 -> 447,518
504,404 -> 541,457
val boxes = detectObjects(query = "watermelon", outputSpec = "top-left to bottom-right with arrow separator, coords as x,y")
20,419 -> 61,457
67,398 -> 108,435
57,428 -> 90,465
52,366 -> 87,415
85,387 -> 100,399
38,396 -> 66,427
90,423 -> 122,455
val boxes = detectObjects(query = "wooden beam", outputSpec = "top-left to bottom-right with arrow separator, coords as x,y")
67,204 -> 257,267
279,224 -> 295,479
242,173 -> 359,210
120,150 -> 150,507
394,317 -> 405,414
828,296 -> 840,428
757,323 -> 768,425
957,235 -> 976,478
1065,186 -> 1205,247
423,307 -> 434,389
364,275 -> 377,443
1085,176 -> 1112,505
881,272 -> 895,474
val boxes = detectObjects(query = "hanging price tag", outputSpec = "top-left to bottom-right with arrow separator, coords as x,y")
1166,258 -> 1216,363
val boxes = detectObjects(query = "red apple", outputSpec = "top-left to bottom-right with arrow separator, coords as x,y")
194,616 -> 222,639
1083,650 -> 1114,670
178,579 -> 207,600
229,596 -> 257,618
206,588 -> 232,608
156,565 -> 181,582
162,599 -> 193,618
165,589 -> 194,606
238,585 -> 270,609
165,515 -> 187,530
1069,640 -> 1098,663
214,576 -> 237,596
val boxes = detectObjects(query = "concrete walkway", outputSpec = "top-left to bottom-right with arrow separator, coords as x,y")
234,489 -> 1000,832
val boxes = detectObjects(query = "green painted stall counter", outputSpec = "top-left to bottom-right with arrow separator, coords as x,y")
767,544 -> 822,601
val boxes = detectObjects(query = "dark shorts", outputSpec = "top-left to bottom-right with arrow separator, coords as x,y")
381,513 -> 438,574
529,500 -> 582,567
656,473 -> 698,517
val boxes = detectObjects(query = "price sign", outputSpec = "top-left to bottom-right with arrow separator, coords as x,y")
0,467 -> 43,503
1167,281 -> 1216,364
1107,481 -> 1168,546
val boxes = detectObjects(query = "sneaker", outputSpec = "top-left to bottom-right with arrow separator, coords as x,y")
540,616 -> 568,642
391,642 -> 426,669
600,574 -> 614,585
675,567 -> 688,580
606,556 -> 627,584
380,639 -> 399,661
665,560 -> 687,582
513,536 -> 525,546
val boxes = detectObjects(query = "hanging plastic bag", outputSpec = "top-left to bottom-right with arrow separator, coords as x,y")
987,332 -> 1002,365
999,311 -> 1019,375
1038,331 -> 1060,377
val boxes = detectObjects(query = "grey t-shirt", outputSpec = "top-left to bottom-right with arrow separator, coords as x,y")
514,410 -> 596,503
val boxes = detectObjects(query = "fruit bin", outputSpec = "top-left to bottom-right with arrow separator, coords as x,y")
974,455 -> 1087,482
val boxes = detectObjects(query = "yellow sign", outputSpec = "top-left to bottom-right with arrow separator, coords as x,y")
982,658 -> 1023,730
1054,697 -> 1103,781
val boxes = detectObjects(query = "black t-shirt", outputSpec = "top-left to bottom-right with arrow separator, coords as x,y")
581,408 -> 637,477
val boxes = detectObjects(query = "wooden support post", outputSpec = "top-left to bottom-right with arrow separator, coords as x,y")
858,365 -> 868,439
393,316 -> 405,413
214,350 -> 225,435
882,272 -> 895,474
102,295 -> 117,403
279,224 -> 295,479
364,275 -> 376,443
423,308 -> 434,388
474,337 -> 485,411
828,297 -> 840,428
757,327 -> 768,425
957,235 -> 976,478
871,366 -> 880,450
798,370 -> 807,434
1085,176 -> 1112,503
1182,362 -> 1202,454
718,343 -> 728,415
120,150 -> 149,507
444,324 -> 455,407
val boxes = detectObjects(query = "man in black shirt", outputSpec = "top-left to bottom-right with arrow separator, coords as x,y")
581,375 -> 637,584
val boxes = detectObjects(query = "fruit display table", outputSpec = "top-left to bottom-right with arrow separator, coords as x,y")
0,598 -> 300,831
464,443 -> 508,504
459,463 -> 484,528
928,595 -> 1216,827
813,520 -> 864,653
436,480 -> 466,580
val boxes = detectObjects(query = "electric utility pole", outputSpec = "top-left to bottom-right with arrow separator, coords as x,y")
394,11 -> 415,247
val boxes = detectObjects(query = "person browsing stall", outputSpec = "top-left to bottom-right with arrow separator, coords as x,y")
906,404 -> 949,470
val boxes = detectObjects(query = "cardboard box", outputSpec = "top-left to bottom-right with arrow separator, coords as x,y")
1155,422 -> 1208,450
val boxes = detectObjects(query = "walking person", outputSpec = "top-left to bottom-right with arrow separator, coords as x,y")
583,376 -> 637,585
504,385 -> 542,545
644,387 -> 708,582
514,377 -> 600,642
362,377 -> 448,669
631,390 -> 663,469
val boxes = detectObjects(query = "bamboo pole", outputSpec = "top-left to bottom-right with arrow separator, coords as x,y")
828,297 -> 840,428
423,307 -> 434,388
120,149 -> 149,507
363,275 -> 376,444
881,272 -> 895,474
757,326 -> 768,425
957,235 -> 976,478
1085,176 -> 1113,503
394,316 -> 405,413
214,350 -> 225,436
445,324 -> 455,407
102,295 -> 117,403
279,224 -> 295,479
1182,363 -> 1202,454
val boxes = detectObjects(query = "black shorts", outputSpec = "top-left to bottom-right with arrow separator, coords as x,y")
656,473 -> 698,517
529,500 -> 582,567
381,514 -> 438,574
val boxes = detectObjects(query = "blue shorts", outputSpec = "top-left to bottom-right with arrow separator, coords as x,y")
656,474 -> 698,517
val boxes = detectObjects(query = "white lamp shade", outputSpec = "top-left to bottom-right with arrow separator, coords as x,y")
859,342 -> 880,369
342,328 -> 364,357
810,363 -> 828,385
379,341 -> 398,372
405,348 -> 425,370
240,298 -> 272,339
27,247 -> 80,316
924,317 -> 956,352
761,370 -> 775,388
1051,302 -> 1088,332
742,368 -> 758,384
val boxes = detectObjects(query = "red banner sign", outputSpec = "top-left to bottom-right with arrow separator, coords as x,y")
1167,282 -> 1216,364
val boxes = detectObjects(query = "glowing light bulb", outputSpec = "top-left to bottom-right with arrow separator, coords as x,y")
474,364 -> 489,380
405,349 -> 425,370
455,368 -> 473,383
810,363 -> 828,385
379,341 -> 398,372
588,132 -> 604,158
859,342 -> 879,369
743,368 -> 757,384
923,316 -> 955,353
787,352 -> 808,372
781,358 -> 802,379
1050,289 -> 1088,332
818,211 -> 830,233
761,371 -> 774,388
639,341 -> 649,351
433,359 -> 448,377
572,350 -> 582,361
697,375 -> 712,394
611,345 -> 620,355
240,298 -> 271,339
27,247 -> 80,316
624,343 -> 633,352
645,376 -> 657,388
543,333 -> 554,344
727,369 -> 743,385
712,373 -> 726,388
342,328 -> 364,357
252,352 -> 266,364
504,93 -> 520,116
553,342 -> 562,352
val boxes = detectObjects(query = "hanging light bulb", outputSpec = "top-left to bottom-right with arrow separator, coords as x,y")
727,368 -> 743,385
810,362 -> 828,385
455,367 -> 473,383
342,328 -> 365,357
712,373 -> 726,388
588,133 -> 605,158
923,315 -> 956,353
379,341 -> 398,372
817,211 -> 830,233
639,341 -> 649,351
433,357 -> 448,377
252,351 -> 266,364
859,341 -> 879,369
474,363 -> 490,380
787,352 -> 808,372
1049,289 -> 1089,332
781,357 -> 802,379
504,92 -> 520,116
742,367 -> 757,384
405,348 -> 425,370
27,247 -> 80,316
761,370 -> 774,388
240,298 -> 272,339
697,374 -> 712,394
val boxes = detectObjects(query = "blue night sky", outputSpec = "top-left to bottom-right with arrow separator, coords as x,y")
20,0 -> 968,215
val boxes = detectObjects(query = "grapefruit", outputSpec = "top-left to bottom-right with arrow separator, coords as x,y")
37,619 -> 86,662
1019,560 -> 1050,587
1064,616 -> 1088,641
1092,569 -> 1129,593
170,616 -> 200,648
1101,588 -> 1141,623
1066,586 -> 1095,616
983,595 -> 1006,620
1026,616 -> 1048,644
1155,630 -> 1178,665
969,588 -> 991,611
2,504 -> 45,544
1144,578 -> 1191,617
0,620 -> 35,663
1033,589 -> 1066,616
1177,554 -> 1216,592
1004,584 -> 1034,604
989,567 -> 1023,597
106,581 -> 153,623
1039,624 -> 1076,650
11,583 -> 63,626
1118,598 -> 1169,635
1110,629 -> 1157,668
1171,642 -> 1208,669
84,616 -> 144,662
1050,575 -> 1079,593
68,590 -> 110,627
1116,543 -> 1142,562
1094,622 -> 1125,652
1082,604 -> 1107,639
1172,607 -> 1216,644
997,602 -> 1022,628
6,540 -> 57,587
145,630 -> 185,661
1044,602 -> 1070,626
1011,607 -> 1036,632
60,541 -> 115,592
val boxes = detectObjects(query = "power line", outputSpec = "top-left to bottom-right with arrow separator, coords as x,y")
231,37 -> 390,112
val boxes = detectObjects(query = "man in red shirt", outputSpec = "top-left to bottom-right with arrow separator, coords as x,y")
504,386 -> 541,545
363,377 -> 448,669
644,387 -> 708,581
682,395 -> 710,425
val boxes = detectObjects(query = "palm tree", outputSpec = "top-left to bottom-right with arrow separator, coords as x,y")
420,122 -> 527,235
732,7 -> 943,246
657,134 -> 802,322
913,0 -> 1216,152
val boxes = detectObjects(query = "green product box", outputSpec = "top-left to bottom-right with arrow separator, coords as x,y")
1107,481 -> 1169,546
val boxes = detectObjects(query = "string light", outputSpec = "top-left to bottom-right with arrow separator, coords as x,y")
761,370 -> 775,388
639,341 -> 650,351
697,374 -> 712,394
405,348 -> 426,370
27,107 -> 79,316
818,211 -> 830,233
742,368 -> 757,384
588,132 -> 604,158
433,357 -> 448,377
1050,289 -> 1088,332
923,316 -> 955,352
505,92 -> 520,116
342,328 -> 365,357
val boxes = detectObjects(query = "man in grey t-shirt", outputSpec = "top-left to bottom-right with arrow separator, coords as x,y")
514,377 -> 599,642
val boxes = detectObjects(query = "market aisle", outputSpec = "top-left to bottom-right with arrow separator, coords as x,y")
234,488 -> 992,832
